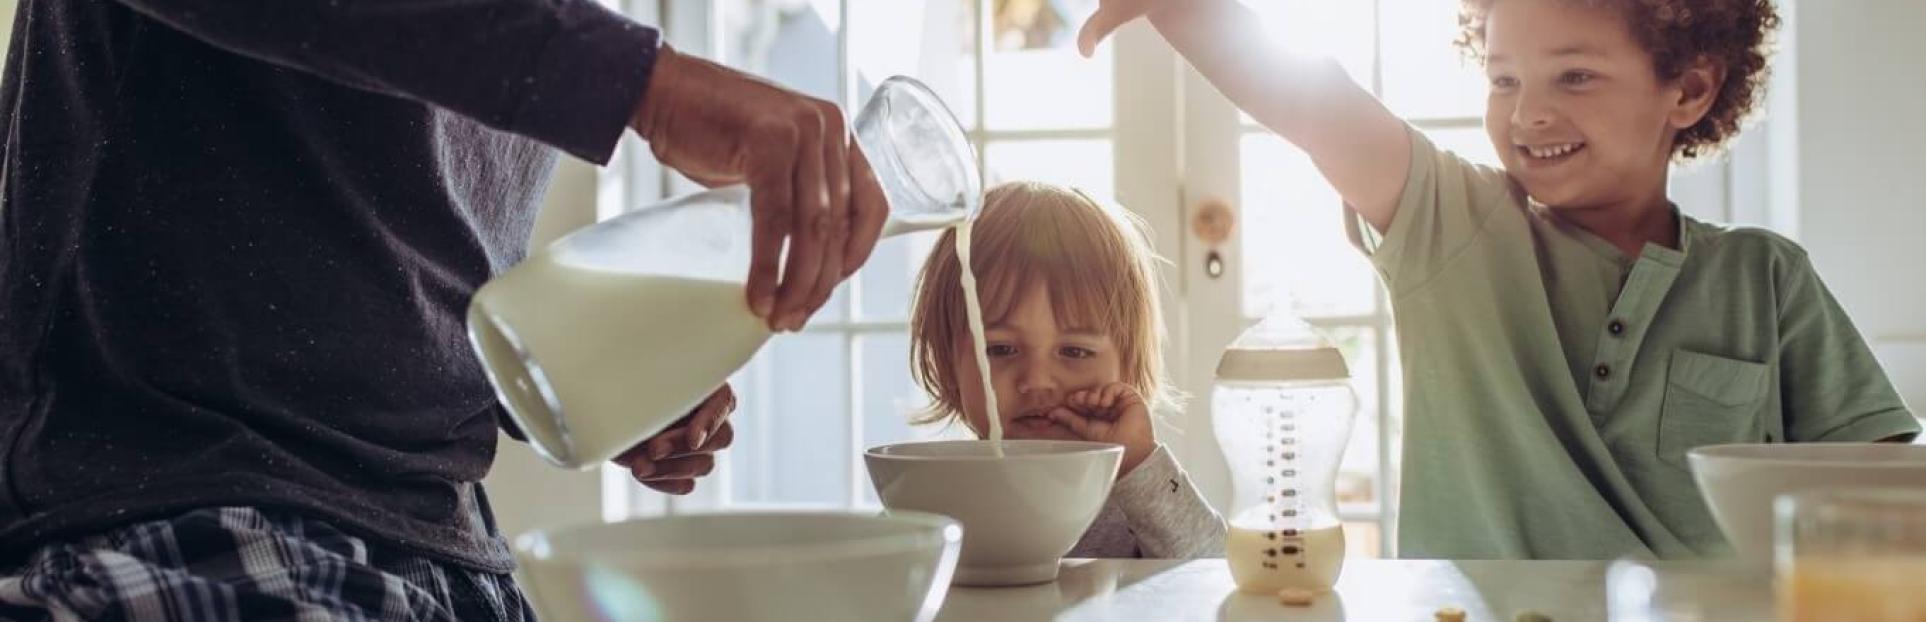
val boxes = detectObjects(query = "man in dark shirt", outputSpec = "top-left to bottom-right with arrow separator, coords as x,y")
0,0 -> 886,619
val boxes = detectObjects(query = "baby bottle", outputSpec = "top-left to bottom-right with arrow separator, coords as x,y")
1212,314 -> 1358,594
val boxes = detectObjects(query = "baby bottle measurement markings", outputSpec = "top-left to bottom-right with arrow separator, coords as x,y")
1261,413 -> 1310,571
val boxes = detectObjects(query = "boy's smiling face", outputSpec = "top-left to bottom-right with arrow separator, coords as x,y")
951,281 -> 1122,441
1482,0 -> 1717,211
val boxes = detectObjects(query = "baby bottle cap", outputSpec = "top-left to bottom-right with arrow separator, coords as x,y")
1215,314 -> 1349,382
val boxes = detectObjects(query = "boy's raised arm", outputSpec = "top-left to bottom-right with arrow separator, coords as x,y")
1082,0 -> 1412,233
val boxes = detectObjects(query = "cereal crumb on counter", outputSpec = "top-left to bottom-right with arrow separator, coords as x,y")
1276,588 -> 1316,607
1435,606 -> 1467,622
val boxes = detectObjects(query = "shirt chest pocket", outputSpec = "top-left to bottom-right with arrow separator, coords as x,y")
1658,350 -> 1771,469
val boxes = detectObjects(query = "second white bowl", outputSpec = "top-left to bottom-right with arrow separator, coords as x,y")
866,439 -> 1122,586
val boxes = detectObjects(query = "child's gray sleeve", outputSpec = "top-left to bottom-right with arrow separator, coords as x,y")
1110,444 -> 1227,559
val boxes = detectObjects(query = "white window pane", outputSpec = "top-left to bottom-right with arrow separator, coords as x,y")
1242,0 -> 1373,85
858,231 -> 941,322
1385,324 -> 1405,539
718,0 -> 842,102
856,334 -> 969,506
1380,0 -> 1488,120
730,334 -> 850,505
1322,327 -> 1380,517
851,0 -> 978,129
1236,0 -> 1374,125
860,334 -> 922,450
985,139 -> 1114,196
984,0 -> 1112,130
1343,520 -> 1383,559
1426,127 -> 1506,170
1238,132 -> 1379,318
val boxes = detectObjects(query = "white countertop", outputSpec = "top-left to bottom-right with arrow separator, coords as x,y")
935,558 -> 1774,622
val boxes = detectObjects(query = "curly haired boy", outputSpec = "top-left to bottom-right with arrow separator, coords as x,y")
1079,0 -> 1918,559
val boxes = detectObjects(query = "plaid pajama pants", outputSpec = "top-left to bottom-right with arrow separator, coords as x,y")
0,507 -> 534,622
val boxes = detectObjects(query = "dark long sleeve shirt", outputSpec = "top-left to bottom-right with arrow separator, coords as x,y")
0,0 -> 656,571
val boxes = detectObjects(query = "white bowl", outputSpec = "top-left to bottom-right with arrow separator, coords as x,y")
865,440 -> 1122,586
514,511 -> 961,622
1688,443 -> 1926,567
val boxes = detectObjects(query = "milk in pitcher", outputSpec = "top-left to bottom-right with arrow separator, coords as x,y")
469,252 -> 770,468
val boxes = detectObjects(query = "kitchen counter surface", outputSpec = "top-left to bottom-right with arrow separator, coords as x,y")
935,558 -> 1773,621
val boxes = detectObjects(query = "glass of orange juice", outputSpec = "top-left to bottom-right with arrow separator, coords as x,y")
1775,488 -> 1926,622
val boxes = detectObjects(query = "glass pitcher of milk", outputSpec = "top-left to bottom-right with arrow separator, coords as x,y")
469,76 -> 980,469
1212,314 -> 1358,595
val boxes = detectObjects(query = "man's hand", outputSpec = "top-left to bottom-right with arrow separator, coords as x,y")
1046,382 -> 1159,477
611,385 -> 737,495
631,45 -> 888,333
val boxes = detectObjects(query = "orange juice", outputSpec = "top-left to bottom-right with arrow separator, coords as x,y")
1779,557 -> 1926,622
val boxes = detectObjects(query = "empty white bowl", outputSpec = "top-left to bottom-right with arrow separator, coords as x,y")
514,511 -> 961,622
1688,443 -> 1926,567
865,439 -> 1122,586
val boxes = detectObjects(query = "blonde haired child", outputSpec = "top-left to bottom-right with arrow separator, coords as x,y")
909,181 -> 1226,559
1080,0 -> 1918,560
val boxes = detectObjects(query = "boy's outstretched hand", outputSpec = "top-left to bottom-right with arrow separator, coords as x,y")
1046,382 -> 1158,477
1077,0 -> 1172,58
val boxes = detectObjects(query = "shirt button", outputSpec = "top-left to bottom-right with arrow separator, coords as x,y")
1608,320 -> 1626,335
1595,364 -> 1611,379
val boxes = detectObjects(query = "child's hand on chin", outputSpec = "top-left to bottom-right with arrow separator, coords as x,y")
1047,382 -> 1157,478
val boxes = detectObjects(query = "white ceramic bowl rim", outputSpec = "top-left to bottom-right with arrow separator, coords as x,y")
1775,486 -> 1926,507
515,510 -> 961,569
1688,442 -> 1926,466
864,439 -> 1123,461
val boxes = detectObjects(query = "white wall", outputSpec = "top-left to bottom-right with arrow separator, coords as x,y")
1784,0 -> 1926,417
